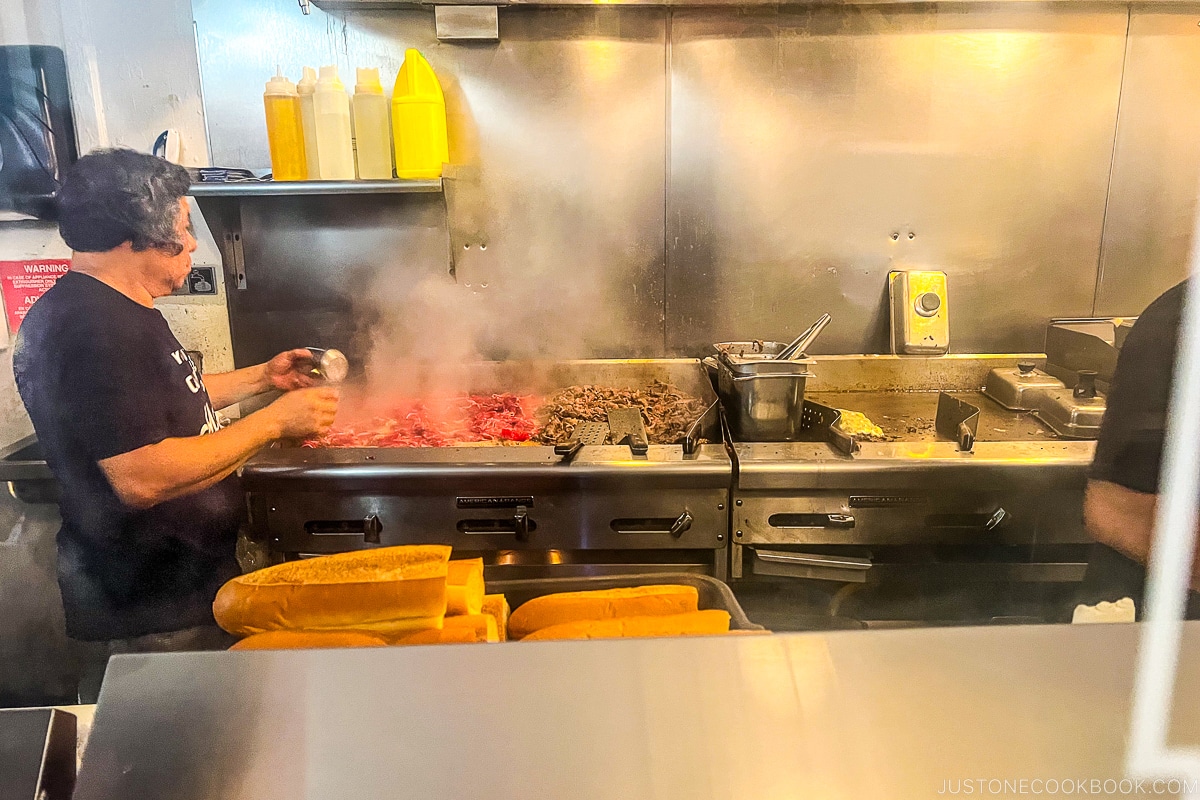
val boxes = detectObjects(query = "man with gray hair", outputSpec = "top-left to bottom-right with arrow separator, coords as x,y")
13,149 -> 339,699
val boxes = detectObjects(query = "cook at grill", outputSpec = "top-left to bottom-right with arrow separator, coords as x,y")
13,149 -> 339,699
1084,279 -> 1200,616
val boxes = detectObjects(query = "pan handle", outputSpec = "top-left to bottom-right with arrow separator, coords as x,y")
684,400 -> 718,456
619,431 -> 648,456
957,422 -> 975,452
554,440 -> 585,461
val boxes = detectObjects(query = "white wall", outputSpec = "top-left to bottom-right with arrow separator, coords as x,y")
0,0 -> 64,47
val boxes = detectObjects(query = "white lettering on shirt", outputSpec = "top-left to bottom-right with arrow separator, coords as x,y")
170,348 -> 220,435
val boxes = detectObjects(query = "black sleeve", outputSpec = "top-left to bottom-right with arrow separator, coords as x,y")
53,324 -> 175,461
1090,283 -> 1186,494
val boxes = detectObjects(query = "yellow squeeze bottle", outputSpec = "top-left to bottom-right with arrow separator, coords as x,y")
391,49 -> 448,180
263,71 -> 306,181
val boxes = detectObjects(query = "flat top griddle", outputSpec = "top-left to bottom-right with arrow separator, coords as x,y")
809,390 -> 1056,444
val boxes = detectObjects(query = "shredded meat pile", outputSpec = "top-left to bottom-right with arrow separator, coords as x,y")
532,381 -> 706,445
306,393 -> 538,448
306,382 -> 706,448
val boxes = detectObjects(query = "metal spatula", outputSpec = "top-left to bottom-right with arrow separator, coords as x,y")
607,407 -> 649,456
554,421 -> 609,462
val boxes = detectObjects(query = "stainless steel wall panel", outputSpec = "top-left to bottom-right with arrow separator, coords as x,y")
666,6 -> 1128,354
194,1 -> 667,363
223,194 -> 450,367
1094,7 -> 1200,317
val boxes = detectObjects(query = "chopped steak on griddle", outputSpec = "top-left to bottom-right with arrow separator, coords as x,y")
534,381 -> 706,445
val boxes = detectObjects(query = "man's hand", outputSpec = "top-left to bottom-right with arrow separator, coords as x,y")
266,386 -> 340,439
265,349 -> 318,392
99,390 -> 336,510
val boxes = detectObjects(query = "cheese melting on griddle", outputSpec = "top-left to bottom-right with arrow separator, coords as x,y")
837,410 -> 885,439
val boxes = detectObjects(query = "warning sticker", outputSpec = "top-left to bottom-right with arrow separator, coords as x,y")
0,259 -> 71,335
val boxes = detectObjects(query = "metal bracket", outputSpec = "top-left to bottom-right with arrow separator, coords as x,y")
195,196 -> 248,291
752,548 -> 872,583
225,228 -> 247,290
435,6 -> 499,41
935,391 -> 979,452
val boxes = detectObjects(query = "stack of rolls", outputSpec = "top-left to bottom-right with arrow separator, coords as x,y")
217,546 -> 507,650
509,585 -> 733,641
215,546 -> 760,650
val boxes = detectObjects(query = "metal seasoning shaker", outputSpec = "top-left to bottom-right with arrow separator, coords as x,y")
307,347 -> 349,384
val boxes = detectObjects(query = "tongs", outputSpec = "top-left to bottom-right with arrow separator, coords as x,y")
776,313 -> 832,361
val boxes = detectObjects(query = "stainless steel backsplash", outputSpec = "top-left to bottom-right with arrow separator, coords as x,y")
193,0 -> 1196,362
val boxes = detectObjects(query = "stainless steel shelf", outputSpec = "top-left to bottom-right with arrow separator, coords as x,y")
315,0 -> 1200,7
188,179 -> 443,197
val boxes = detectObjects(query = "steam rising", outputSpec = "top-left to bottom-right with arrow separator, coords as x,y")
354,162 -> 659,405
352,41 -> 664,405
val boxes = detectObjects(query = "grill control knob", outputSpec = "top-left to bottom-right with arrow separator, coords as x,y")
915,292 -> 942,317
362,513 -> 382,544
1074,370 -> 1098,400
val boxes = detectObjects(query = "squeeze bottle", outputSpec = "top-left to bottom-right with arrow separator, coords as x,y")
263,71 -> 306,181
352,67 -> 393,180
313,65 -> 356,180
391,49 -> 448,180
297,66 -> 320,179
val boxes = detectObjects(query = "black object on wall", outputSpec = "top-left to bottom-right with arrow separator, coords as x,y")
0,46 -> 77,220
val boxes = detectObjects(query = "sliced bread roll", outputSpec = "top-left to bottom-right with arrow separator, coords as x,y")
521,610 -> 732,641
481,594 -> 510,641
446,558 -> 485,616
440,613 -> 499,642
230,630 -> 390,651
509,585 -> 700,639
213,545 -> 451,637
395,627 -> 485,646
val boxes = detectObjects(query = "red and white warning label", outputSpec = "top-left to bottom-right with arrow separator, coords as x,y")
0,259 -> 71,335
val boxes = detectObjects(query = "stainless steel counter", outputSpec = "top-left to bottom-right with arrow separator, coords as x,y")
76,622 -> 1200,799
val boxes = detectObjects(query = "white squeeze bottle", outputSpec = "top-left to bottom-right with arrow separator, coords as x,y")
297,66 -> 320,180
313,65 -> 355,179
352,67 -> 393,180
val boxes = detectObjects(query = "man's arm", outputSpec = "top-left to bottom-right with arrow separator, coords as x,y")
204,349 -> 317,410
1085,479 -> 1156,564
203,364 -> 270,410
1085,479 -> 1200,589
99,387 -> 338,509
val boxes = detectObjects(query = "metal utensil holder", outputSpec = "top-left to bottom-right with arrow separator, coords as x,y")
716,353 -> 813,441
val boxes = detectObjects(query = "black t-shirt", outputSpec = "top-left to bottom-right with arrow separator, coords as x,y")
1084,280 -> 1194,614
1091,280 -> 1186,493
13,271 -> 242,641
